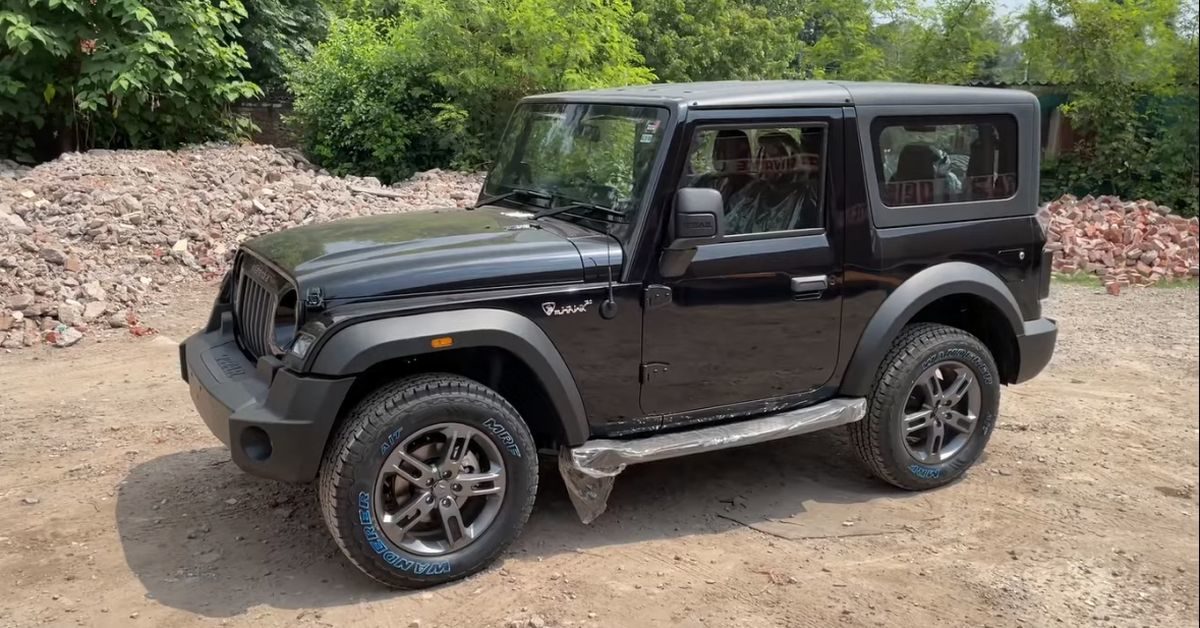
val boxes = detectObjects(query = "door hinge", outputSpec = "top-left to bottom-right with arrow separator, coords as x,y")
644,285 -> 672,310
640,362 -> 670,383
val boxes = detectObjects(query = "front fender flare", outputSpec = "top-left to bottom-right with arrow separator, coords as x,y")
310,308 -> 589,446
839,262 -> 1023,397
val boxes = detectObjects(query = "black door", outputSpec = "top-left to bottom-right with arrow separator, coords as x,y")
640,109 -> 844,416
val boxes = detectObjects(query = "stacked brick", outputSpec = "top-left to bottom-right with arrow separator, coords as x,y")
1043,195 -> 1199,293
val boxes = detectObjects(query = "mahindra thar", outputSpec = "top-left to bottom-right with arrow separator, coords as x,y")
180,81 -> 1057,588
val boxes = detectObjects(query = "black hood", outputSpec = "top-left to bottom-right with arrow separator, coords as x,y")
242,207 -> 594,301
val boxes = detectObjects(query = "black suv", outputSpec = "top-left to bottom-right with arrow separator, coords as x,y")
180,81 -> 1057,588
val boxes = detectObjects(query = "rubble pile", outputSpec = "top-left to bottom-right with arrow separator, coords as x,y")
0,144 -> 483,349
1044,195 -> 1199,293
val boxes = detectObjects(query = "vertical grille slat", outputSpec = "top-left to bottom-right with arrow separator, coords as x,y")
233,256 -> 282,359
254,280 -> 268,355
249,281 -> 262,353
258,288 -> 273,353
247,281 -> 261,355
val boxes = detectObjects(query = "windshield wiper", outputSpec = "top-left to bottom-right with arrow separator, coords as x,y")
533,201 -> 626,221
472,187 -> 552,209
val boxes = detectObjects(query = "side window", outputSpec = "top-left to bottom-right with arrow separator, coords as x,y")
873,115 -> 1019,207
683,125 -> 826,236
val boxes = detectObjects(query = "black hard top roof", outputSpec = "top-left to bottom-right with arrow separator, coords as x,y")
522,80 -> 1037,108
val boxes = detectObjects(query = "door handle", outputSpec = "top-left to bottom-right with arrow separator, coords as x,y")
790,275 -> 828,293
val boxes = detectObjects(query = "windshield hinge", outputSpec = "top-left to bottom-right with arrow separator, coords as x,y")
304,287 -> 325,310
643,285 -> 672,310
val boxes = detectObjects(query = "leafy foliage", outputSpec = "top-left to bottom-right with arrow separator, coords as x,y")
883,0 -> 1008,83
283,18 -> 455,181
287,0 -> 653,182
629,0 -> 1007,84
239,0 -> 329,98
0,0 -> 261,162
3,0 -> 1193,214
1024,0 -> 1199,216
628,0 -> 798,82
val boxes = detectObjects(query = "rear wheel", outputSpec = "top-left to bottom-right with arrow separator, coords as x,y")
849,323 -> 1000,490
319,373 -> 537,588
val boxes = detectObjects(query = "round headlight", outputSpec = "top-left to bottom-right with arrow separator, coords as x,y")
271,289 -> 298,354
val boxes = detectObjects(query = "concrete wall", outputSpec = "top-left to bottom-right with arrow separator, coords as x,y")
232,102 -> 297,147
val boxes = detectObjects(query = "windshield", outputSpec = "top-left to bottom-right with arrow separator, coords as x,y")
483,103 -> 670,220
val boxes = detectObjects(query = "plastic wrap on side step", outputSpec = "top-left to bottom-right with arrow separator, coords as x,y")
558,397 -> 866,524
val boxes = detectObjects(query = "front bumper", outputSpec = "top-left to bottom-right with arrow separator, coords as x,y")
1014,316 -> 1057,383
180,312 -> 354,482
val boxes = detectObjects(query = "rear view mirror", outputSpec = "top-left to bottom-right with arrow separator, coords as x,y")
668,187 -> 725,249
661,187 -> 725,277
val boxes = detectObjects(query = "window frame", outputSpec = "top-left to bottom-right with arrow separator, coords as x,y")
484,101 -> 673,221
856,103 -> 1040,229
870,113 -> 1020,209
679,121 -> 830,243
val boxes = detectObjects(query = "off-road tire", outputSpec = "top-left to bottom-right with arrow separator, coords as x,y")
849,323 -> 1000,490
318,373 -> 538,589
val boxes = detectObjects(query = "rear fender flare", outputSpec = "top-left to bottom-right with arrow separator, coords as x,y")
310,308 -> 589,445
839,262 -> 1023,396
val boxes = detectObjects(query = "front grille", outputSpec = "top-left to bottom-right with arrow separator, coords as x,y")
233,256 -> 282,359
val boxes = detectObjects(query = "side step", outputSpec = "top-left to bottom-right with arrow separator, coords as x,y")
558,397 -> 866,523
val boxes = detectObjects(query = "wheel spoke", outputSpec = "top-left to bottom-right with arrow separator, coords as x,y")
456,469 -> 505,497
924,422 -> 945,460
919,371 -> 944,402
438,499 -> 470,550
944,410 -> 977,434
943,369 -> 974,405
392,450 -> 435,486
383,491 -> 435,535
440,426 -> 473,474
904,409 -> 934,434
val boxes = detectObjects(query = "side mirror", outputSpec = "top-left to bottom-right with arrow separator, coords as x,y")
660,187 -> 725,278
668,187 -> 725,249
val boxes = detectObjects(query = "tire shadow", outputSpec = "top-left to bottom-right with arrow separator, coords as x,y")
116,429 -> 932,617
115,448 -> 391,617
519,427 -> 938,552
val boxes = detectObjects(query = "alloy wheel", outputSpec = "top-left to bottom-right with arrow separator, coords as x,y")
901,361 -> 982,464
373,423 -> 506,556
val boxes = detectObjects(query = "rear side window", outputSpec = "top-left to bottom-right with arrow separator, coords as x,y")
872,115 -> 1018,207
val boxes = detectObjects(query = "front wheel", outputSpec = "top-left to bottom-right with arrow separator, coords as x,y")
319,374 -> 538,589
849,323 -> 1000,490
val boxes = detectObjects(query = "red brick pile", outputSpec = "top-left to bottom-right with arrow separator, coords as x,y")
1043,195 -> 1199,294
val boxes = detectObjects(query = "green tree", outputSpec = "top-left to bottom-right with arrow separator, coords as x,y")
883,0 -> 1007,84
629,0 -> 798,82
1022,0 -> 1199,214
1,0 -> 261,162
240,0 -> 329,98
284,18 -> 454,181
793,0 -> 890,79
629,0 -> 891,82
287,0 -> 654,181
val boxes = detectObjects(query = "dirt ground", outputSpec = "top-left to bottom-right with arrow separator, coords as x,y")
1,281 -> 1197,628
